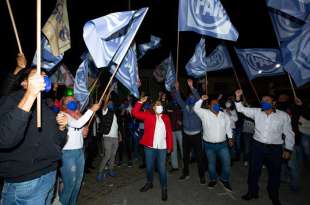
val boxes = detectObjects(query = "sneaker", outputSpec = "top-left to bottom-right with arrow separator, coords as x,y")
208,181 -> 217,189
108,170 -> 117,177
200,178 -> 206,185
179,174 -> 190,181
139,183 -> 153,192
127,161 -> 133,168
242,192 -> 259,201
220,179 -> 232,192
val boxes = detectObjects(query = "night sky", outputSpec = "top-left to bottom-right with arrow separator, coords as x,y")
2,0 -> 297,100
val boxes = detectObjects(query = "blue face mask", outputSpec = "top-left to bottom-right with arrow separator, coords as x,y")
66,100 -> 78,111
212,104 -> 221,112
107,103 -> 114,110
186,96 -> 196,106
44,76 -> 52,93
261,101 -> 273,111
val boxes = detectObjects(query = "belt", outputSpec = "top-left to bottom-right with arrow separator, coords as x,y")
203,140 -> 226,145
254,140 -> 282,148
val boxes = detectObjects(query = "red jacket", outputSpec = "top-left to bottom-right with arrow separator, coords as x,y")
132,102 -> 173,152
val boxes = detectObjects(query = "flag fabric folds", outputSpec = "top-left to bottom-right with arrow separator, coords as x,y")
110,46 -> 140,98
269,8 -> 305,43
281,22 -> 310,87
137,35 -> 161,59
162,54 -> 176,92
267,0 -> 310,22
50,63 -> 74,87
235,48 -> 285,80
42,0 -> 71,56
83,8 -> 148,68
74,60 -> 90,110
32,35 -> 64,71
186,38 -> 233,77
178,0 -> 239,41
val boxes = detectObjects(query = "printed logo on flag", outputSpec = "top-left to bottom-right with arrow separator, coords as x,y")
188,0 -> 228,30
245,52 -> 279,74
206,48 -> 225,69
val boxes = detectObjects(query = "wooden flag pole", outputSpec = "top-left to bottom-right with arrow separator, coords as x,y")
249,80 -> 260,103
232,67 -> 247,102
205,74 -> 208,95
6,0 -> 23,54
176,31 -> 180,81
287,73 -> 297,99
36,0 -> 42,128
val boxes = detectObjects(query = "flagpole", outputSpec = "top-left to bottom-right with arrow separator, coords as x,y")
6,0 -> 23,53
36,0 -> 42,128
232,67 -> 247,102
176,31 -> 180,81
287,73 -> 297,99
249,80 -> 260,103
205,74 -> 208,95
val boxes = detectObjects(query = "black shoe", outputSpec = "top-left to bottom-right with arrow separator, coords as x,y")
179,174 -> 190,181
271,199 -> 282,205
139,183 -> 153,192
208,181 -> 217,189
200,178 -> 206,185
242,192 -> 259,201
219,179 -> 232,192
161,188 -> 168,201
169,168 -> 179,173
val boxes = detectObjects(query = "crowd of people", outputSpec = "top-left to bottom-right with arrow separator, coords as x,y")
0,53 -> 309,205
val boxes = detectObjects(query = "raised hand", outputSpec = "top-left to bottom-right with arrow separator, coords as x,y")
235,89 -> 243,101
140,96 -> 148,103
201,95 -> 209,101
294,97 -> 303,106
90,103 -> 101,112
14,53 -> 27,75
26,70 -> 45,97
187,79 -> 193,88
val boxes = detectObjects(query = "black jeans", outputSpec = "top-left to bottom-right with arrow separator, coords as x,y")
248,140 -> 283,201
118,128 -> 133,162
182,132 -> 205,179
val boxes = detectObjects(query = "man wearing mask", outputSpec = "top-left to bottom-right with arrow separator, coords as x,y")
235,90 -> 294,205
97,100 -> 121,181
132,96 -> 173,201
194,95 -> 234,191
174,79 -> 205,184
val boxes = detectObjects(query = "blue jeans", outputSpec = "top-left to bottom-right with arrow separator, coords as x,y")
1,171 -> 56,205
144,147 -> 167,188
301,133 -> 310,162
171,131 -> 183,169
60,149 -> 85,205
204,141 -> 231,182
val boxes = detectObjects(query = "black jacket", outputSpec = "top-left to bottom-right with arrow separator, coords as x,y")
97,110 -> 115,135
0,90 -> 67,182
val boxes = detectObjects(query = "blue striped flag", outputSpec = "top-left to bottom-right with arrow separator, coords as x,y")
110,46 -> 140,98
269,8 -> 305,43
186,38 -> 233,77
267,0 -> 310,22
178,0 -> 238,41
281,22 -> 310,87
74,60 -> 90,110
235,48 -> 285,80
83,8 -> 148,68
137,35 -> 161,59
162,54 -> 176,92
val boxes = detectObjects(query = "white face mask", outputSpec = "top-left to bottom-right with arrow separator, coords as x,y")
155,105 -> 163,114
225,102 -> 232,108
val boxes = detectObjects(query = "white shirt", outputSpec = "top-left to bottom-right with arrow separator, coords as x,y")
299,116 -> 310,135
235,102 -> 295,150
63,110 -> 93,150
102,109 -> 118,138
224,109 -> 238,129
153,115 -> 167,149
193,99 -> 233,143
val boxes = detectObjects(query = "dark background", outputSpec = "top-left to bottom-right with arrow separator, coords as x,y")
0,0 -> 307,101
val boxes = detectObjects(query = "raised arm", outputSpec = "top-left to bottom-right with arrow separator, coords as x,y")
187,79 -> 200,100
234,89 -> 259,119
131,96 -> 148,121
175,81 -> 186,109
193,96 -> 208,120
67,104 -> 100,129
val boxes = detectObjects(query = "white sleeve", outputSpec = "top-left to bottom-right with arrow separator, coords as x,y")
283,113 -> 295,151
67,109 -> 94,129
225,114 -> 233,139
231,110 -> 238,122
193,99 -> 205,120
235,102 -> 258,120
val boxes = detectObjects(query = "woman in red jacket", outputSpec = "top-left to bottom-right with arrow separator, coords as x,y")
132,96 -> 173,201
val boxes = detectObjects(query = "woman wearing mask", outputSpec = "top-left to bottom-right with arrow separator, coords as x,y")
131,96 -> 173,201
60,96 -> 100,205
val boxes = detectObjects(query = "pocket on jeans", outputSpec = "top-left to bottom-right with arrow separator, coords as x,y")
14,178 -> 41,198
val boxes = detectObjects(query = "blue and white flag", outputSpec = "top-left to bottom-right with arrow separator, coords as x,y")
267,0 -> 310,22
137,35 -> 161,59
269,8 -> 305,43
178,0 -> 239,41
32,35 -> 63,71
186,38 -> 233,77
281,22 -> 310,87
110,46 -> 140,98
162,54 -> 176,92
235,48 -> 285,80
83,8 -> 148,68
74,60 -> 90,110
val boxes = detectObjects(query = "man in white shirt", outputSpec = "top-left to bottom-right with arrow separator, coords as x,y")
193,95 -> 234,191
235,89 -> 294,205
